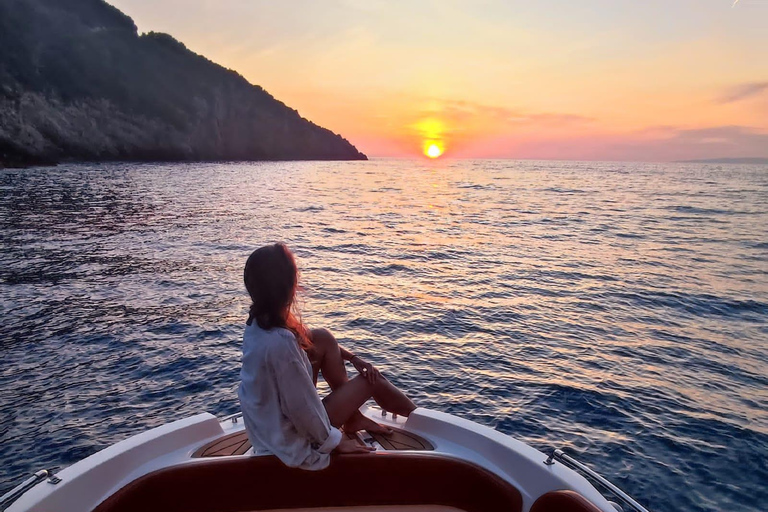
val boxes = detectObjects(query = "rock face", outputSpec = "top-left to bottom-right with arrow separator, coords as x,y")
0,0 -> 367,167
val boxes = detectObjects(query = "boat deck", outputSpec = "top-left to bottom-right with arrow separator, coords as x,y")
193,428 -> 434,457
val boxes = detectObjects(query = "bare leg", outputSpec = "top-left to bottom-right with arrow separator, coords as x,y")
308,328 -> 416,432
323,374 -> 417,429
307,328 -> 348,387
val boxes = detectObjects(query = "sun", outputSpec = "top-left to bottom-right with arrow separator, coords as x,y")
425,142 -> 443,159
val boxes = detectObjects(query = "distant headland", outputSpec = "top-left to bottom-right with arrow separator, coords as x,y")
676,157 -> 768,165
0,0 -> 367,168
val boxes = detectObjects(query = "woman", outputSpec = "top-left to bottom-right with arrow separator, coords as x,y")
238,243 -> 416,470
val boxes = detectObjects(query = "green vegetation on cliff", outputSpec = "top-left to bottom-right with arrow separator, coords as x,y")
0,0 -> 367,166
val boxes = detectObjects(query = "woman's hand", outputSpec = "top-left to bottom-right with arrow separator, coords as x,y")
351,355 -> 380,384
334,437 -> 375,454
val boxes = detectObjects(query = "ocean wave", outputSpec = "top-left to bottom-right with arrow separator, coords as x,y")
1,160 -> 767,512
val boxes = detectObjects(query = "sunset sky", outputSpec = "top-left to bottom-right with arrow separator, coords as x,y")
108,0 -> 768,161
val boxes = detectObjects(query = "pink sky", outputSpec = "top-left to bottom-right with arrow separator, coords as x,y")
109,0 -> 768,160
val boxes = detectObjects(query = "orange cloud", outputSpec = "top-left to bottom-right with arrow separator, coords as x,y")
718,82 -> 768,104
391,98 -> 596,157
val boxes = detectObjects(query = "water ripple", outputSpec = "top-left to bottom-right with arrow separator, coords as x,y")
1,160 -> 767,512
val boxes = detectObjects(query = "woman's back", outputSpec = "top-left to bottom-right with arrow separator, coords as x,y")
238,321 -> 340,470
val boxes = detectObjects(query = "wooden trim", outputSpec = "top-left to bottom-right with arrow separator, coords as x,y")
192,428 -> 435,458
364,429 -> 434,451
193,431 -> 250,457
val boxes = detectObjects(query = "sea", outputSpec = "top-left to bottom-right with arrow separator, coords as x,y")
1,159 -> 766,512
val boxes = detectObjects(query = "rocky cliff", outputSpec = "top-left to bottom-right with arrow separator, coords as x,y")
0,0 -> 367,167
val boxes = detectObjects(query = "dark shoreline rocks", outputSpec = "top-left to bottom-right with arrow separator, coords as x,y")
0,0 -> 367,169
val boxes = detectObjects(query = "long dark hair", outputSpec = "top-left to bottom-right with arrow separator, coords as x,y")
244,243 -> 311,348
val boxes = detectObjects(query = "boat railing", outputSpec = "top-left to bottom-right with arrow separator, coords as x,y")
545,448 -> 650,512
0,469 -> 60,512
219,412 -> 243,424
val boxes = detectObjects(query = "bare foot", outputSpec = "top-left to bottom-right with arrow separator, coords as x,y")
343,411 -> 393,435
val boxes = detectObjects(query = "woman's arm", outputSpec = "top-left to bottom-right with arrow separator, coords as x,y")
274,350 -> 373,455
339,346 -> 358,362
275,354 -> 343,454
340,346 -> 380,384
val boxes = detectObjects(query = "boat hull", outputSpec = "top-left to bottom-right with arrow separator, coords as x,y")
5,407 -> 617,512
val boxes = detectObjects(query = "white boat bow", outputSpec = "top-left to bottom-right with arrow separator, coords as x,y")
2,406 -> 650,512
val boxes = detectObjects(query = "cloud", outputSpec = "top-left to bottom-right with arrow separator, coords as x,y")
399,98 -> 598,157
442,124 -> 768,161
718,82 -> 768,103
348,93 -> 768,160
405,98 -> 596,151
519,113 -> 594,125
602,125 -> 768,161
417,99 -> 593,127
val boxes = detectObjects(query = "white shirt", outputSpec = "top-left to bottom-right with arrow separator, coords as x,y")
237,322 -> 342,470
